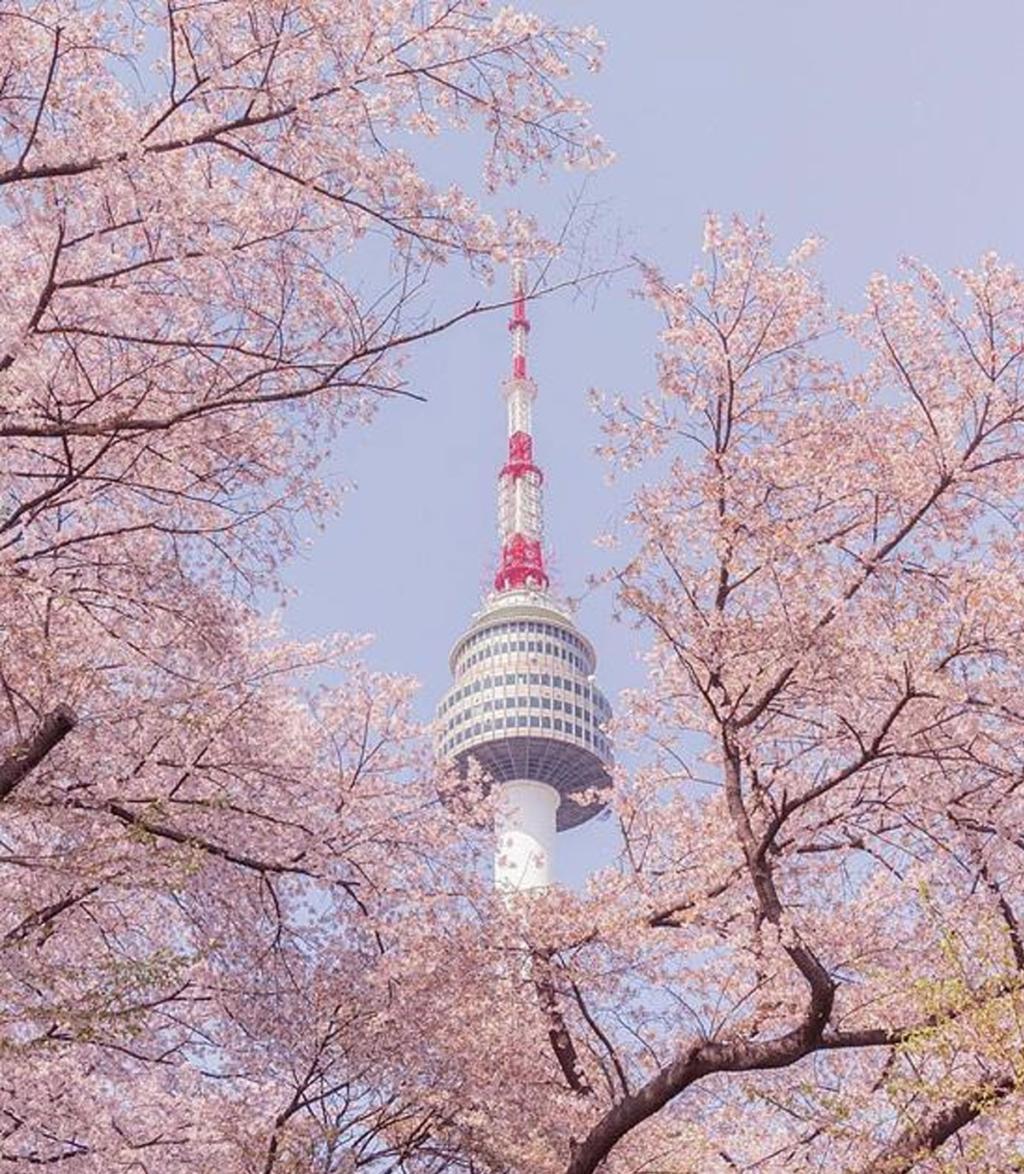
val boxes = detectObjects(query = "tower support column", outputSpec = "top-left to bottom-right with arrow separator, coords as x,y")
495,779 -> 560,892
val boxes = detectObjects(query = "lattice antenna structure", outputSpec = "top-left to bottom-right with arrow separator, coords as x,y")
494,260 -> 548,593
438,264 -> 613,894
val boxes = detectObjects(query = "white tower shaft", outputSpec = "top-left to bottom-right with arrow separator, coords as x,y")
494,779 -> 560,892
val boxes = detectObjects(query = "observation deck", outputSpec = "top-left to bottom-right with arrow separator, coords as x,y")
438,588 -> 613,830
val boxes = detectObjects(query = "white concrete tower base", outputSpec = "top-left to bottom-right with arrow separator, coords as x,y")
495,779 -> 560,893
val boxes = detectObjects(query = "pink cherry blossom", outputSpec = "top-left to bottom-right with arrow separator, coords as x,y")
0,1 -> 603,1167
571,215 -> 1024,1173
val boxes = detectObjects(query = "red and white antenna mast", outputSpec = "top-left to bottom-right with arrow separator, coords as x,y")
494,261 -> 549,593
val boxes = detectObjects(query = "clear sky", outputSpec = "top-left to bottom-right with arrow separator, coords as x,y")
282,0 -> 1024,884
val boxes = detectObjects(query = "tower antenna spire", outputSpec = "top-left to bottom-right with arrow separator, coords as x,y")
510,257 -> 530,379
495,262 -> 548,592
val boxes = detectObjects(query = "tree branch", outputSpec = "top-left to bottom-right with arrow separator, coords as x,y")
3,885 -> 98,945
533,950 -> 593,1097
67,797 -> 359,897
0,704 -> 76,800
16,25 -> 62,170
853,1076 -> 1014,1174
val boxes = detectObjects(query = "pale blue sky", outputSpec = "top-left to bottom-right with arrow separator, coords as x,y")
283,1 -> 1024,883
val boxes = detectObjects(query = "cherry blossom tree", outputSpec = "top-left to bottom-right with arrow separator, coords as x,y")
9,1 -> 1023,1167
506,217 -> 1024,1173
0,0 -> 603,1167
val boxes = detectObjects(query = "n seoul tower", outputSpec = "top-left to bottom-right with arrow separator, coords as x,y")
438,264 -> 613,892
